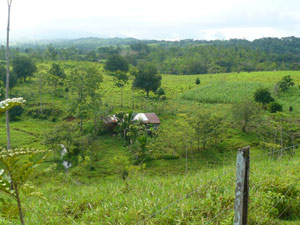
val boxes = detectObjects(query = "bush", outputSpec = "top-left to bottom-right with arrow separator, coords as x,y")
27,107 -> 63,120
156,87 -> 165,98
9,105 -> 24,121
268,102 -> 283,113
195,77 -> 200,85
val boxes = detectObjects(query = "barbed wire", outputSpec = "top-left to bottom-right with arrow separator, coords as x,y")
249,152 -> 300,193
135,144 -> 300,225
277,201 -> 293,219
250,144 -> 300,160
135,164 -> 236,225
256,175 -> 300,225
204,201 -> 234,224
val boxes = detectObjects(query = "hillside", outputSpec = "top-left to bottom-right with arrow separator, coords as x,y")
0,60 -> 300,224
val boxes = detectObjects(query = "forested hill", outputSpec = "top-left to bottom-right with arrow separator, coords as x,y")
1,36 -> 300,74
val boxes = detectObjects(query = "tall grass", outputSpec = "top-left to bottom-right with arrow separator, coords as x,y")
3,151 -> 294,224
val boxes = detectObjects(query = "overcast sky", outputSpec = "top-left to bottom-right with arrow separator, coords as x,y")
0,0 -> 300,41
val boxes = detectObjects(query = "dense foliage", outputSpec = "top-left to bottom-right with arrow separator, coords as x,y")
133,63 -> 161,96
2,36 -> 300,75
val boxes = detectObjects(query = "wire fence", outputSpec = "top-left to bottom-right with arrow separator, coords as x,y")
135,144 -> 300,224
136,164 -> 236,225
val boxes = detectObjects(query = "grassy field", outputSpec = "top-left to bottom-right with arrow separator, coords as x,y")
1,151 -> 299,224
1,62 -> 300,224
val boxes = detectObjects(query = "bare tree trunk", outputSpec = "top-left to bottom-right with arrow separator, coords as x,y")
6,0 -> 13,150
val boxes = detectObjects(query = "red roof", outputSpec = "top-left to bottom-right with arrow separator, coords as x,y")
144,113 -> 160,124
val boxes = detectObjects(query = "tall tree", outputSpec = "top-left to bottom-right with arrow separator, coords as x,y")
67,64 -> 103,132
114,70 -> 128,108
190,112 -> 224,151
49,63 -> 66,79
133,63 -> 161,97
105,54 -> 129,72
12,55 -> 37,82
6,0 -> 13,150
0,65 -> 18,90
232,100 -> 261,132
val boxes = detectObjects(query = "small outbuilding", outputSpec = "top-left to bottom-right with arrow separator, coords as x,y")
133,113 -> 161,129
102,115 -> 118,131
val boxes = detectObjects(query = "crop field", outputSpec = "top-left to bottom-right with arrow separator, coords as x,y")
182,81 -> 266,103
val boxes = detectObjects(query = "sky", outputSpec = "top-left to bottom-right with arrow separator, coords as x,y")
0,0 -> 300,41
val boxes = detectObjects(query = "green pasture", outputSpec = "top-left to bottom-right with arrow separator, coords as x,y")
1,151 -> 299,224
1,61 -> 300,224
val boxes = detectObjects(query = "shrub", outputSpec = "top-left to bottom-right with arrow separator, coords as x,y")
9,105 -> 24,121
268,102 -> 283,113
156,87 -> 165,98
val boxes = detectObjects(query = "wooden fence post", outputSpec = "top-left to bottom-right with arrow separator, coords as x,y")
234,146 -> 250,225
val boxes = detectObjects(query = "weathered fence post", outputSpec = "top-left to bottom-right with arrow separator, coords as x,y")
234,146 -> 250,225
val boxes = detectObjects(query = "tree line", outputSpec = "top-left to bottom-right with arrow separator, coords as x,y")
1,36 -> 300,75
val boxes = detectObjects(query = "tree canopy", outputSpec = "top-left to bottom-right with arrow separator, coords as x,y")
105,54 -> 129,72
49,63 -> 66,79
254,88 -> 274,106
12,54 -> 37,82
0,65 -> 18,89
67,64 -> 103,132
133,63 -> 161,97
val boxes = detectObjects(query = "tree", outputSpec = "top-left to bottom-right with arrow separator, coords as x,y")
86,50 -> 97,62
44,45 -> 57,60
48,63 -> 66,102
49,63 -> 66,79
0,65 -> 17,90
105,54 -> 129,72
195,77 -> 200,85
43,123 -> 78,158
254,88 -> 274,107
12,55 -> 37,82
67,64 -> 103,132
232,100 -> 261,132
133,63 -> 161,97
0,81 -> 4,100
190,112 -> 224,151
277,75 -> 294,93
114,70 -> 128,108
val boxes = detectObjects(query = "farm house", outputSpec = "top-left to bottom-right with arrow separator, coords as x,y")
133,113 -> 161,129
103,112 -> 161,130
